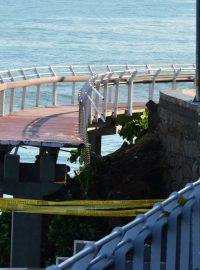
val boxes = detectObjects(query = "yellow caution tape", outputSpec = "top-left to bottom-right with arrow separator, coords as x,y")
0,198 -> 161,207
0,198 -> 162,217
0,205 -> 149,217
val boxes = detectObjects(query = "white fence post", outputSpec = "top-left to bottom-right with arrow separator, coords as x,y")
127,71 -> 137,116
0,91 -> 5,116
21,69 -> 27,110
172,66 -> 181,90
34,68 -> 41,107
52,83 -> 57,106
8,71 -> 15,113
102,73 -> 113,118
49,66 -> 57,106
94,81 -> 100,122
146,64 -> 152,100
0,75 -> 5,116
70,66 -> 77,104
114,71 -> 125,117
149,69 -> 161,101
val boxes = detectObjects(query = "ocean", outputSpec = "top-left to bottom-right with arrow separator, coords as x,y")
0,0 -> 196,172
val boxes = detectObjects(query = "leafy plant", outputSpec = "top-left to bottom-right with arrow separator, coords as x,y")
74,152 -> 102,199
68,149 -> 80,163
119,111 -> 148,144
48,216 -> 103,261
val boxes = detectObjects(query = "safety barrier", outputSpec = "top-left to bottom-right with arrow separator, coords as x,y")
0,64 -> 195,117
46,179 -> 200,270
0,64 -> 196,161
78,66 -> 195,140
0,198 -> 160,217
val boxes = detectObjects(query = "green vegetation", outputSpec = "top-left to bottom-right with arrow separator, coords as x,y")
68,149 -> 80,163
48,216 -> 103,259
119,111 -> 148,144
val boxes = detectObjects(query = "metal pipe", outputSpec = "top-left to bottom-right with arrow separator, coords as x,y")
196,0 -> 200,101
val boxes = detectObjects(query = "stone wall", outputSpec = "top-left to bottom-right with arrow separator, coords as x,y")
158,89 -> 200,192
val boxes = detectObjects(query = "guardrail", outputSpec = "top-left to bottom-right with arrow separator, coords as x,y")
46,179 -> 200,270
78,66 -> 196,138
0,64 -> 195,82
0,64 -> 195,117
0,64 -> 196,141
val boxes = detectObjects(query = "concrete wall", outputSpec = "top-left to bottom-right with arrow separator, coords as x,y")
158,89 -> 200,192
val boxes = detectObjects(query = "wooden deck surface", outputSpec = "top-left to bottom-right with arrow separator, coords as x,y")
0,102 -> 146,148
0,105 -> 83,148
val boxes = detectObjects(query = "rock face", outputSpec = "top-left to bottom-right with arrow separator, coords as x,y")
93,132 -> 165,200
86,100 -> 166,200
86,91 -> 200,201
73,100 -> 167,201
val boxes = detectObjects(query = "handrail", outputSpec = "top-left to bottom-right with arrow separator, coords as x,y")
78,66 -> 196,139
46,179 -> 200,270
0,64 -> 196,136
0,64 -> 195,82
0,73 -> 194,92
0,76 -> 90,91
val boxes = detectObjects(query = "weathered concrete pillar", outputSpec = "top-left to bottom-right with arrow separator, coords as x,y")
0,146 -> 14,197
9,182 -> 62,267
40,155 -> 55,182
4,154 -> 20,184
3,151 -> 63,267
10,212 -> 42,267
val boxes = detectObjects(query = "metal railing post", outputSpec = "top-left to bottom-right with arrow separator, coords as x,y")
114,71 -> 125,117
49,66 -> 57,106
146,64 -> 152,99
0,64 -> 196,121
94,81 -> 100,122
34,68 -> 41,107
172,67 -> 181,90
127,71 -> 137,116
70,66 -> 76,104
102,73 -> 113,118
0,90 -> 5,116
149,69 -> 161,100
20,69 -> 27,110
0,75 -> 5,116
8,71 -> 15,113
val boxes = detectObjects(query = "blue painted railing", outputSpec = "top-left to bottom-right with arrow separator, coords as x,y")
46,179 -> 200,270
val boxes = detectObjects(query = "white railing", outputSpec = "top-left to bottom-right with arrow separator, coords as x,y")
0,64 -> 196,133
0,64 -> 195,116
46,179 -> 200,270
0,64 -> 195,82
78,66 -> 196,137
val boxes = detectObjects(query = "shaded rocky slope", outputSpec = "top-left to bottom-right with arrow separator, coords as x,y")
90,132 -> 165,200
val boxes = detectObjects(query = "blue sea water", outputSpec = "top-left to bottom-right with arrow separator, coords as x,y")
0,0 -> 195,69
0,0 -> 196,170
